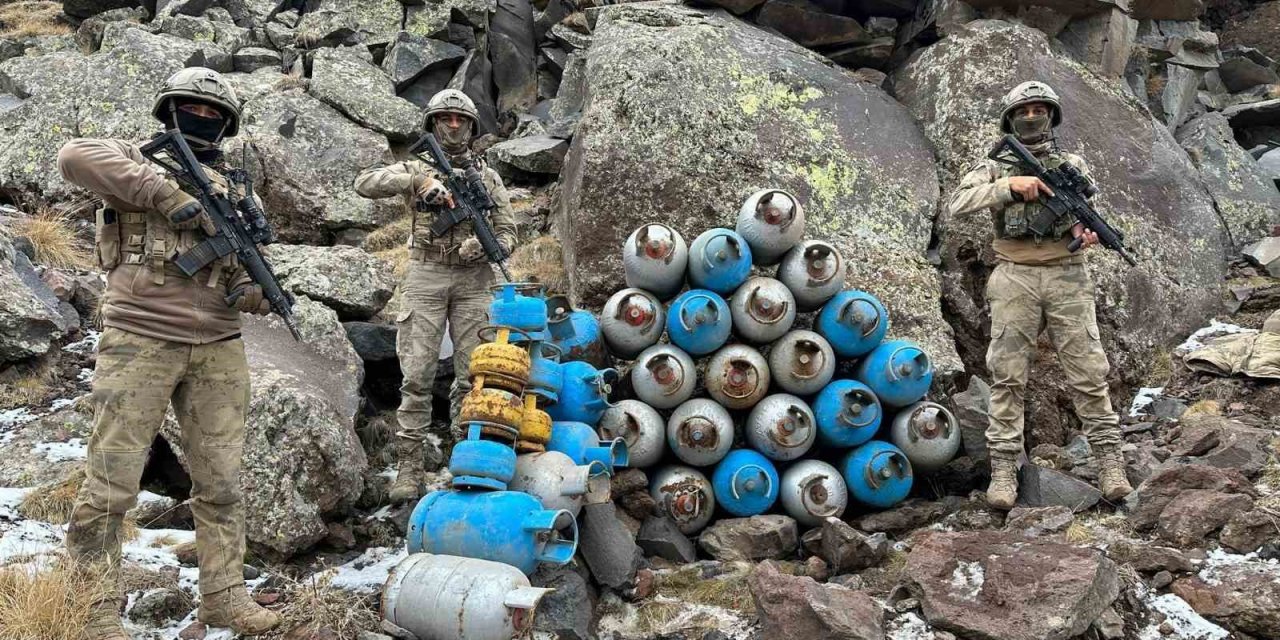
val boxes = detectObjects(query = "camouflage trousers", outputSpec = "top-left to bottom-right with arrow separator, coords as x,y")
984,261 -> 1122,456
67,327 -> 250,599
395,259 -> 495,444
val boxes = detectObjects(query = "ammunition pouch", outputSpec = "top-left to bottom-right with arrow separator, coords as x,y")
94,206 -> 123,271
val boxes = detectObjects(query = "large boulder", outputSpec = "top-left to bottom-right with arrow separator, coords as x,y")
310,0 -> 402,47
905,531 -> 1120,640
267,244 -> 395,320
1172,561 -> 1280,639
308,47 -> 421,142
748,560 -> 885,640
489,0 -> 538,118
894,19 -> 1227,431
381,32 -> 466,91
697,515 -> 799,562
162,295 -> 367,558
1218,2 -> 1280,62
554,3 -> 958,374
235,90 -> 398,243
0,231 -> 76,364
63,0 -> 144,19
1176,113 -> 1280,249
1124,463 -> 1256,531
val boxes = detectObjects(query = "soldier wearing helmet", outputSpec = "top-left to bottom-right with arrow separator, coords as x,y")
354,89 -> 518,504
949,81 -> 1131,510
55,67 -> 280,638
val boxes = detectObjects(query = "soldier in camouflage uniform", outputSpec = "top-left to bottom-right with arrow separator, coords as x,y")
57,68 -> 280,639
354,89 -> 518,504
949,81 -> 1133,510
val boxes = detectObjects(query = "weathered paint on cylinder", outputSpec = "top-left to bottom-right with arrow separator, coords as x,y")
623,224 -> 688,301
598,399 -> 665,468
768,330 -> 835,396
852,339 -> 933,408
889,401 -> 960,474
736,188 -> 805,266
841,440 -> 914,509
469,340 -> 531,394
459,387 -> 525,434
527,341 -> 564,405
407,489 -> 578,574
449,438 -> 517,491
631,344 -> 697,410
382,554 -> 551,640
488,283 -> 549,341
688,228 -> 753,296
666,289 -> 732,356
705,344 -> 770,410
546,360 -> 616,426
510,451 -> 609,518
816,290 -> 889,358
729,276 -> 796,344
711,449 -> 780,517
548,421 -> 630,474
666,398 -> 734,467
746,393 -> 817,461
813,379 -> 882,448
777,240 -> 847,312
649,465 -> 716,535
780,460 -> 848,527
517,395 -> 552,453
547,296 -> 610,369
601,288 -> 666,359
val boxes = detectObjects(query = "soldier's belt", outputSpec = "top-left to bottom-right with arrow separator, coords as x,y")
409,244 -> 467,266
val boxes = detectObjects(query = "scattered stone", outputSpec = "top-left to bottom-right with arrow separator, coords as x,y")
232,46 -> 282,73
1150,570 -> 1174,590
951,377 -> 991,464
853,497 -> 964,534
905,531 -> 1120,640
63,0 -> 141,19
267,244 -> 395,320
1030,443 -> 1073,470
850,67 -> 887,87
864,16 -> 898,39
825,38 -> 895,70
748,560 -> 885,640
1217,57 -> 1280,93
1244,237 -> 1280,278
1219,510 -> 1279,554
1150,396 -> 1188,420
243,565 -> 260,580
0,234 -> 75,364
617,490 -> 657,521
485,135 -> 570,178
829,574 -> 864,590
637,515 -> 697,564
578,502 -> 641,589
128,588 -> 191,627
756,0 -> 870,48
178,621 -> 207,639
343,322 -> 398,363
1223,99 -> 1280,130
804,555 -> 830,582
175,543 -> 198,567
531,564 -> 595,640
1126,464 -> 1257,531
818,517 -> 888,573
698,515 -> 799,562
1017,464 -> 1103,512
381,32 -> 466,91
1156,489 -> 1254,548
1004,505 -> 1074,537
1106,540 -> 1193,573
1172,564 -> 1280,638
1171,421 -> 1223,457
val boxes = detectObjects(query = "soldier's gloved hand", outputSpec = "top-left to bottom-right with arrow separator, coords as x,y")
158,185 -> 218,235
411,173 -> 453,208
227,284 -> 271,315
458,237 -> 485,263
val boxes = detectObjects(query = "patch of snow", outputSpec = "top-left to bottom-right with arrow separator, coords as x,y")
0,487 -> 34,520
77,367 -> 94,383
1198,548 -> 1280,586
32,437 -> 87,462
949,560 -> 985,601
1129,387 -> 1164,417
0,407 -> 37,428
0,519 -> 63,563
326,546 -> 408,593
377,465 -> 396,480
1139,594 -> 1229,640
48,397 -> 78,411
63,330 -> 100,355
1177,320 -> 1257,354
366,504 -> 393,521
887,613 -> 934,640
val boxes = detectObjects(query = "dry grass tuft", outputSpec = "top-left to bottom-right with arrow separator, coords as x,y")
1065,521 -> 1095,544
1184,399 -> 1222,418
634,565 -> 756,633
363,216 -> 411,253
0,358 -> 55,410
12,208 -> 92,270
373,247 -> 408,280
17,469 -> 84,524
0,1 -> 71,38
259,573 -> 381,639
0,560 -> 114,640
1147,347 -> 1173,385
273,75 -> 308,91
507,235 -> 568,294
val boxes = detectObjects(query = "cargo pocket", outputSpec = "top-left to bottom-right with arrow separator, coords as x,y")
1086,322 -> 1101,342
95,208 -> 122,271
395,307 -> 414,358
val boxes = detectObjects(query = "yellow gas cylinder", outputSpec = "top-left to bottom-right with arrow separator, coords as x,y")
516,394 -> 552,453
469,341 -> 530,394
459,387 -> 525,441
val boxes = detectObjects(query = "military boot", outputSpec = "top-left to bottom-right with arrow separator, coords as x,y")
1094,444 -> 1133,502
388,437 -> 426,504
198,586 -> 280,635
986,453 -> 1019,510
81,599 -> 127,640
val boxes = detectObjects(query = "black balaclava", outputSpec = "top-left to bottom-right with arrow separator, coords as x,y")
171,100 -> 228,163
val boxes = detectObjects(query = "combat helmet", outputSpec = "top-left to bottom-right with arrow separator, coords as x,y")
152,67 -> 242,137
423,88 -> 479,130
1000,81 -> 1062,134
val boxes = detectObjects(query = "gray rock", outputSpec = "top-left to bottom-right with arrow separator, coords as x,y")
295,9 -> 362,47
824,38 -> 895,70
819,517 -> 888,573
63,0 -> 144,19
236,91 -> 397,242
161,12 -> 253,55
1259,147 -> 1280,184
1150,396 -> 1188,420
1004,505 -> 1074,536
698,515 -> 800,562
491,0 -> 538,117
865,16 -> 899,39
1172,566 -> 1280,638
535,0 -> 573,42
531,564 -> 596,640
343,321 -> 398,362
232,46 -> 282,72
749,560 -> 885,640
1058,7 -> 1136,78
1125,464 -> 1256,531
1105,539 -> 1192,573
578,502 -> 641,589
310,0 -> 402,47
907,531 -> 1119,640
1198,422 -> 1275,479
268,244 -> 395,320
852,497 -> 964,534
1156,489 -> 1254,548
381,32 -> 466,91
549,23 -> 591,53
398,66 -> 457,110
128,588 -> 191,626
1223,98 -> 1280,129
556,4 -> 956,373
308,47 -> 420,142
1130,0 -> 1204,20
637,515 -> 697,563
74,7 -> 149,53
963,0 -> 1125,17
486,135 -> 569,178
548,51 -> 585,122
1217,56 -> 1280,94
0,233 -> 76,364
1220,510 -> 1278,554
690,0 -> 766,15
1244,236 -> 1280,277
895,19 -> 1226,430
757,0 -> 870,48
1017,464 -> 1103,512
406,0 -> 494,37
447,45 -> 499,135
952,376 -> 991,465
1177,113 -> 1280,249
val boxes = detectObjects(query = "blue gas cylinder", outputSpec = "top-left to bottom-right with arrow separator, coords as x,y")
489,283 -> 549,342
816,290 -> 889,358
406,489 -> 578,575
688,229 -> 753,296
546,295 -> 610,368
545,361 -> 615,425
711,450 -> 779,517
813,379 -> 882,448
666,290 -> 731,356
527,342 -> 564,405
448,439 -> 517,491
852,339 -> 933,408
547,421 -> 630,474
841,440 -> 914,509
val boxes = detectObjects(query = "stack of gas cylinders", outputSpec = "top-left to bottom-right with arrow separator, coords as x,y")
383,284 -> 631,640
593,188 -> 962,536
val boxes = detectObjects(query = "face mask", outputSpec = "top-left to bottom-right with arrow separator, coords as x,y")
434,117 -> 473,154
173,108 -> 227,149
1012,113 -> 1051,144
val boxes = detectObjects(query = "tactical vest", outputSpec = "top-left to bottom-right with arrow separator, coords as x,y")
993,153 -> 1077,241
406,158 -> 492,251
94,167 -> 239,288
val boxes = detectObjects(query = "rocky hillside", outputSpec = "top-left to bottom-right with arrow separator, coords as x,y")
1,0 -> 1279,638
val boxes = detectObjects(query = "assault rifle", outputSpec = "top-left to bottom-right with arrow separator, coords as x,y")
140,130 -> 301,340
408,132 -> 512,281
988,134 -> 1138,267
